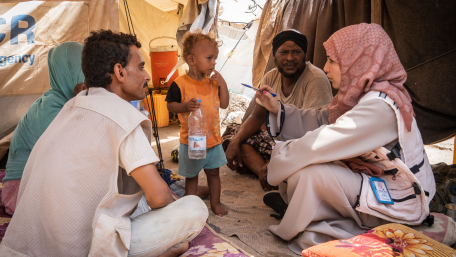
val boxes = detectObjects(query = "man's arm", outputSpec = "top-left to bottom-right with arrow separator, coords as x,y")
130,164 -> 173,209
225,104 -> 267,170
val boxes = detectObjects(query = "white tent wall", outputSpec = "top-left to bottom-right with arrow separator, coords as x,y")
0,0 -> 118,148
216,19 -> 259,98
119,0 -> 181,88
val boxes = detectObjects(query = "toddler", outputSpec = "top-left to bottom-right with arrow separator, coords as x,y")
165,30 -> 229,216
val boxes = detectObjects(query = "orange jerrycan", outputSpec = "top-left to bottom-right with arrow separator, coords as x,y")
144,93 -> 169,128
149,37 -> 179,88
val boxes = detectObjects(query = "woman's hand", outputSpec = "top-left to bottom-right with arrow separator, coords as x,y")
255,85 -> 280,114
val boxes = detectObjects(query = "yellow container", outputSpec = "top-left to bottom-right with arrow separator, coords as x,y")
143,94 -> 169,128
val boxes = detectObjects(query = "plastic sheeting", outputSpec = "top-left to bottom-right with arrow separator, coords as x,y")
218,0 -> 265,23
216,20 -> 259,98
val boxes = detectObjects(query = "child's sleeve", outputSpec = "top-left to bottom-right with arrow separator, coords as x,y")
165,81 -> 182,103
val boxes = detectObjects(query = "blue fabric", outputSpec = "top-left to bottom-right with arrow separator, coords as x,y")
4,42 -> 85,183
178,143 -> 227,178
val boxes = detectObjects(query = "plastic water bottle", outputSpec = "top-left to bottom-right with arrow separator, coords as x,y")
140,107 -> 149,118
188,98 -> 206,159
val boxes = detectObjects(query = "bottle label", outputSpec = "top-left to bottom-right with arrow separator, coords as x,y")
188,136 -> 206,150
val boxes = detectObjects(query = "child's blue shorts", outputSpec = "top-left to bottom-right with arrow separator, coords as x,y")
178,143 -> 227,178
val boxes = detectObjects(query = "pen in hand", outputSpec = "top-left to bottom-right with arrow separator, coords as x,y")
241,83 -> 277,97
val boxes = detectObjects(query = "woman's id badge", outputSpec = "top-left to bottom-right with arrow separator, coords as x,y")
370,177 -> 394,204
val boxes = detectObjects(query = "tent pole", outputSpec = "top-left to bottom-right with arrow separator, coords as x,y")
371,0 -> 382,26
453,137 -> 455,164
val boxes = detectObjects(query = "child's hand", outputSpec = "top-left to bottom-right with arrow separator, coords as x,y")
185,98 -> 201,112
210,70 -> 227,87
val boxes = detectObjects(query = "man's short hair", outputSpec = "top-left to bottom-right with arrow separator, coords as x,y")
82,30 -> 141,88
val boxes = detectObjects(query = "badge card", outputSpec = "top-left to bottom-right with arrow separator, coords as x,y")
370,177 -> 394,205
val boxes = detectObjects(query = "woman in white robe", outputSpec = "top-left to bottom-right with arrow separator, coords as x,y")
255,23 -> 436,254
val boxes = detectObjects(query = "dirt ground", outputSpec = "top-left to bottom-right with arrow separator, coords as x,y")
154,124 -> 455,178
424,137 -> 455,165
153,124 -> 455,256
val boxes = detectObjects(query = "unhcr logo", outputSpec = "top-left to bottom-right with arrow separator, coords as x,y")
0,54 -> 35,67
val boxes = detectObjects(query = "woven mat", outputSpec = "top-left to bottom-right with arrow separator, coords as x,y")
205,166 -> 297,257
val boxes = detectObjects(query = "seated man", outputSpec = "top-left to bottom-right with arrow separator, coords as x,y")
224,29 -> 333,191
0,30 -> 208,257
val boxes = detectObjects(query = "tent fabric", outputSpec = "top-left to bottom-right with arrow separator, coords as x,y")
189,0 -> 217,34
251,0 -> 284,87
0,0 -> 118,140
178,0 -> 202,32
253,0 -> 455,143
0,0 -> 118,97
382,0 -> 456,144
143,0 -> 187,12
119,0 -> 181,88
252,0 -> 370,89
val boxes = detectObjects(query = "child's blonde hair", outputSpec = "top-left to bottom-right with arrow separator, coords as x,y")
181,29 -> 222,63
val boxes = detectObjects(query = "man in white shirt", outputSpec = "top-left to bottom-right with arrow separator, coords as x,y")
1,30 -> 208,257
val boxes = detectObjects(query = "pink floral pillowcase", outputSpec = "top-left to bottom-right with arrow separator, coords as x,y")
302,223 -> 456,257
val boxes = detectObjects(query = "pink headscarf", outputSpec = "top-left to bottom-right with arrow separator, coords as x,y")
323,23 -> 414,131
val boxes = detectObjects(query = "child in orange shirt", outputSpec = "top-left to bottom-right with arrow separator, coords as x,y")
165,30 -> 229,216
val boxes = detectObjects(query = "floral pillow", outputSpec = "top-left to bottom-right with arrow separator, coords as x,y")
302,223 -> 456,257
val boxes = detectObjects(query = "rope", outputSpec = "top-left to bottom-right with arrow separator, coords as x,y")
406,48 -> 456,72
122,0 -> 136,36
146,89 -> 171,185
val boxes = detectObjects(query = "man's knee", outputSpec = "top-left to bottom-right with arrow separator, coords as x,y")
180,195 -> 208,224
240,143 -> 262,159
289,163 -> 338,184
240,143 -> 254,153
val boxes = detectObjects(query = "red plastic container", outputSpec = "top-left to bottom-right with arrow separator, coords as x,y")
149,37 -> 179,88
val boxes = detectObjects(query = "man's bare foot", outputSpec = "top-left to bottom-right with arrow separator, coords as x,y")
158,242 -> 189,257
211,202 -> 228,217
196,185 -> 210,199
259,161 -> 277,191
